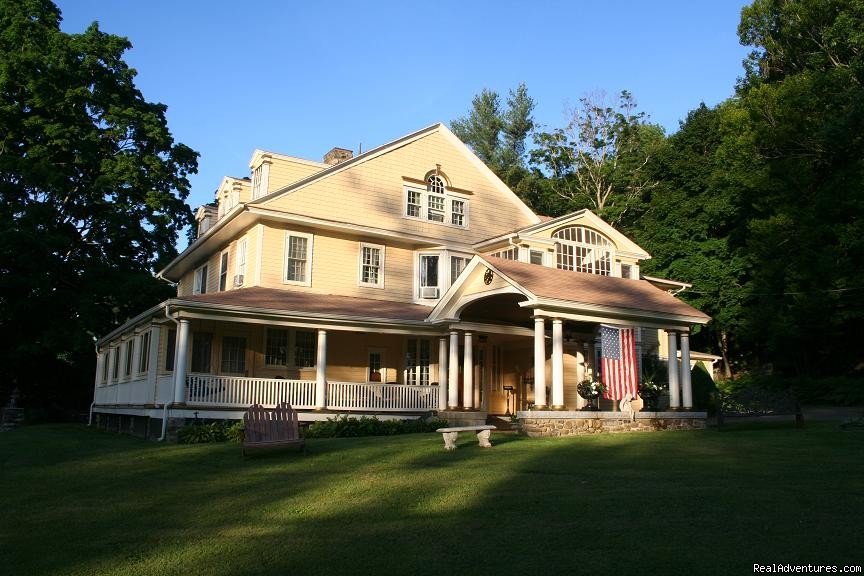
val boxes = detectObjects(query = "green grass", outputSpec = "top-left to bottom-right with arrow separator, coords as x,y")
1,424 -> 862,576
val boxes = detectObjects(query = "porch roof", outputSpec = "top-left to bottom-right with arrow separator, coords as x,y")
175,287 -> 432,322
486,257 -> 711,323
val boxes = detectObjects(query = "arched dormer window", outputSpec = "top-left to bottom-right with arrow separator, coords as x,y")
553,226 -> 613,276
404,169 -> 468,228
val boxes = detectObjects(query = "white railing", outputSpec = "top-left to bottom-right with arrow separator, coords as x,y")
327,382 -> 439,412
184,376 -> 439,412
186,375 -> 317,409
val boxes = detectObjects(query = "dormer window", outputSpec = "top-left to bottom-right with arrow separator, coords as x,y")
553,226 -> 613,276
404,171 -> 469,228
251,161 -> 270,199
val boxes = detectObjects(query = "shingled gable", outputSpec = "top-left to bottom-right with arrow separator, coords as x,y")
430,255 -> 710,326
247,122 -> 540,224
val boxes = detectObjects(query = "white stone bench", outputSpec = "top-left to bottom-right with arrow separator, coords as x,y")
435,425 -> 497,451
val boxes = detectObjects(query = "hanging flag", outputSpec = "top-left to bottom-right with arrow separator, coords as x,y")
600,325 -> 638,400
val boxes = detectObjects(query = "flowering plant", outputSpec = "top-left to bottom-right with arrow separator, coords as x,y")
577,379 -> 606,399
638,377 -> 666,400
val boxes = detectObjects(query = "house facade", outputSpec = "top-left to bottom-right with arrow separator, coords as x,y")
91,124 -> 710,439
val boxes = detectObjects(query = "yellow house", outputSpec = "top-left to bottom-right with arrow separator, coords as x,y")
91,123 -> 710,438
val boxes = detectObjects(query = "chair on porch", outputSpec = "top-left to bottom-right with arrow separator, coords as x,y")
242,402 -> 305,456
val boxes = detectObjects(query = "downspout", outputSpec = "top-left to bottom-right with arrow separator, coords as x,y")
158,304 -> 181,442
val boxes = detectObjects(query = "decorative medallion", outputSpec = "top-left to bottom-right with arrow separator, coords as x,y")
483,268 -> 494,285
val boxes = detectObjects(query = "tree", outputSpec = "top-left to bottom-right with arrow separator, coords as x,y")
0,0 -> 198,414
530,91 -> 664,226
735,0 -> 864,375
451,83 -> 535,176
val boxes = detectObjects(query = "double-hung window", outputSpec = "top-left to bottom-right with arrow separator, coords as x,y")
419,253 -> 440,299
124,340 -> 134,377
284,232 -> 312,286
138,331 -> 151,373
265,328 -> 289,366
218,252 -> 229,291
221,336 -> 246,374
294,331 -> 315,369
359,243 -> 384,288
236,238 -> 247,286
191,332 -> 212,373
193,264 -> 208,295
450,255 -> 471,286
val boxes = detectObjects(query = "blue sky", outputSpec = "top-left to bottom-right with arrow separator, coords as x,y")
56,0 -> 750,215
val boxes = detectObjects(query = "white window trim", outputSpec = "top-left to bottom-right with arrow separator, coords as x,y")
367,347 -> 386,383
415,251 -> 443,301
448,251 -> 473,287
358,242 -> 385,289
193,264 -> 208,295
283,231 -> 313,287
218,250 -> 229,291
235,238 -> 248,287
402,185 -> 470,229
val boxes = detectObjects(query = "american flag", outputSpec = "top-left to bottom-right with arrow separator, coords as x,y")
600,325 -> 638,400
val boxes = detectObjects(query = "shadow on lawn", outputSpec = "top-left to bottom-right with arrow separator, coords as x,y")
4,424 -> 863,576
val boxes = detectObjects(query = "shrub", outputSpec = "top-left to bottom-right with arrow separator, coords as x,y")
177,420 -> 243,444
304,415 -> 450,438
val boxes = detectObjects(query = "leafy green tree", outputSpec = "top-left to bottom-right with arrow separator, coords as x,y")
530,91 -> 665,226
735,0 -> 864,375
0,0 -> 198,414
451,83 -> 535,177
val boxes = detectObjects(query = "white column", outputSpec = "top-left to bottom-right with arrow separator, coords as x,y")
533,317 -> 547,409
315,329 -> 327,409
146,325 -> 160,401
173,319 -> 190,404
680,331 -> 693,409
462,332 -> 473,409
131,334 -> 142,380
438,336 -> 448,411
95,352 -> 105,387
667,330 -> 680,409
551,319 -> 564,409
448,331 -> 459,409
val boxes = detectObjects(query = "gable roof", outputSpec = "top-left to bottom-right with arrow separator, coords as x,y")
430,256 -> 709,326
248,123 -> 540,224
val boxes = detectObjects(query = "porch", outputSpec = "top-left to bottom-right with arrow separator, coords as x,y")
92,374 -> 440,413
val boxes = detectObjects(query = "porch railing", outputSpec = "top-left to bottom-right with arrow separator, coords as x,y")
186,375 -> 317,409
328,382 -> 439,412
184,375 -> 438,412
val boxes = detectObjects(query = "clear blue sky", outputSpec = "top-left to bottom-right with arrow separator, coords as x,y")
56,0 -> 750,216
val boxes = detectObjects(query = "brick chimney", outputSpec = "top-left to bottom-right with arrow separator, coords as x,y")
323,147 -> 353,166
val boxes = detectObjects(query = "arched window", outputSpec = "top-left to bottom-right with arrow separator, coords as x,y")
427,174 -> 445,194
553,226 -> 613,276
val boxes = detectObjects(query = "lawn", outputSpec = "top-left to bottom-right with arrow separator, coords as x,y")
1,423 -> 862,576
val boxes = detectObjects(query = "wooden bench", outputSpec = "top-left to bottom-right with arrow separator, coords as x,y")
435,425 -> 497,451
242,402 -> 305,456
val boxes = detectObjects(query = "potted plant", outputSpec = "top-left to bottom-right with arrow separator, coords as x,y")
577,379 -> 606,410
638,377 -> 665,411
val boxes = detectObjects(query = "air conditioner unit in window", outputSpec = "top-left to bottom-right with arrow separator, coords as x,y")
233,274 -> 244,287
420,286 -> 439,299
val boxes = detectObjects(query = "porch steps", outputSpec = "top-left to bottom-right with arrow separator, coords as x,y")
0,408 -> 24,432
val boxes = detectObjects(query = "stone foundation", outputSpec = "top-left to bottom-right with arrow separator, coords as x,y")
517,410 -> 707,437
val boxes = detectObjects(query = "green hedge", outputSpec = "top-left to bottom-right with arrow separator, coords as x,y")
716,374 -> 864,406
305,415 -> 450,438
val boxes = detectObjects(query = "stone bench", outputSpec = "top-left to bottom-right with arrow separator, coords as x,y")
435,425 -> 497,451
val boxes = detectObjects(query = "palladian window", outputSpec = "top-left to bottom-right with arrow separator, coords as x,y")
553,226 -> 613,276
